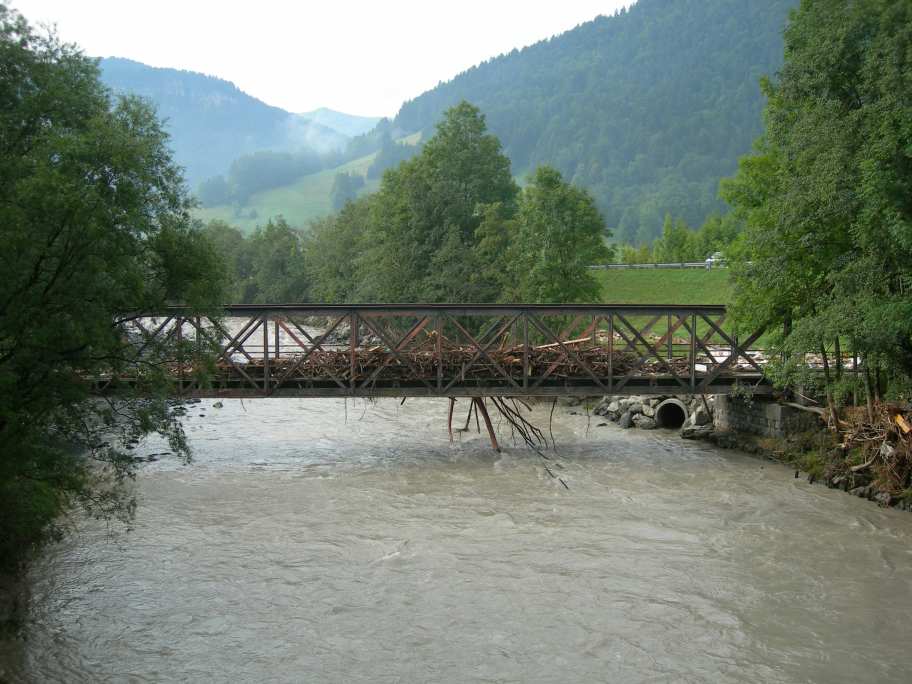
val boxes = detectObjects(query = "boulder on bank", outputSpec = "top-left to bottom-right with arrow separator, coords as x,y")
682,424 -> 714,440
634,415 -> 657,430
595,393 -> 713,434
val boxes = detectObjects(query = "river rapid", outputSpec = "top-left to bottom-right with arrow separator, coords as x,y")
2,398 -> 912,683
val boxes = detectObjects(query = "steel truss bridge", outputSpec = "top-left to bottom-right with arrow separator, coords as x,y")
106,304 -> 770,399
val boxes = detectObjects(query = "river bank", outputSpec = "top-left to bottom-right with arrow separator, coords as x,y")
590,393 -> 912,513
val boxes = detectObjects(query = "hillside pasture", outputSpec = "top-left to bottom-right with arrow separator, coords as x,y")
595,268 -> 732,305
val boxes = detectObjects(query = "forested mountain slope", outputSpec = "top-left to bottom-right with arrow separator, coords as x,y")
99,58 -> 349,184
390,0 -> 797,243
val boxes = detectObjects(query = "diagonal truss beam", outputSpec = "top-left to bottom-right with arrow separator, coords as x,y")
528,313 -> 607,391
282,317 -> 349,389
359,315 -> 435,390
271,315 -> 349,390
216,315 -> 261,364
698,314 -> 765,375
443,314 -> 521,391
696,325 -> 766,392
358,315 -> 432,390
215,315 -> 266,391
617,314 -> 661,353
680,317 -> 723,371
612,313 -> 688,391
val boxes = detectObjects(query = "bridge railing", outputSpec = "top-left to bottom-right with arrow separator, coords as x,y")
111,304 -> 768,398
587,262 -> 724,270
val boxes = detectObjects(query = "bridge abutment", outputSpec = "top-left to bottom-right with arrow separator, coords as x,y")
713,395 -> 819,438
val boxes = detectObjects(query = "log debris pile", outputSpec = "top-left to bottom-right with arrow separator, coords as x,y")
218,332 -> 695,383
826,404 -> 912,504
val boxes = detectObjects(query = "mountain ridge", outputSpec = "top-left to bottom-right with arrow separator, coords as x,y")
98,58 -> 376,185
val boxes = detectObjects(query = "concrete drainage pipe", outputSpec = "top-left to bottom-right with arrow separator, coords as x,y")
655,398 -> 688,429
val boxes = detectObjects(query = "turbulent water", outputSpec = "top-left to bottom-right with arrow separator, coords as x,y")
3,398 -> 912,683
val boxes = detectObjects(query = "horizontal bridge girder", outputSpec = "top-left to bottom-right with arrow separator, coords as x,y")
153,303 -> 731,317
115,381 -> 772,400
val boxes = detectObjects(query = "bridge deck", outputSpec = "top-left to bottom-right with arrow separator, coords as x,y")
106,304 -> 770,398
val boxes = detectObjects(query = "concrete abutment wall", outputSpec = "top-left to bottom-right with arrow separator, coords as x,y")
713,395 -> 819,437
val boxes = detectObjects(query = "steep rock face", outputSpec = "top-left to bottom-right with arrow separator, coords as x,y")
391,0 -> 797,242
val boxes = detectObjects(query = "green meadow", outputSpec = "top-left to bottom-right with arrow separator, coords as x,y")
195,133 -> 422,233
595,268 -> 732,305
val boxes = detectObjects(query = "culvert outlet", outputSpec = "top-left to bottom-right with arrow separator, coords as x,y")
655,399 -> 688,429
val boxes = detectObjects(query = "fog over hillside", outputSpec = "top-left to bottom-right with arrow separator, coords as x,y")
99,58 -> 371,184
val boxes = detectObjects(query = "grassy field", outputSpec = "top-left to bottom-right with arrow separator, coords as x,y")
594,268 -> 733,305
194,151 -> 379,233
194,132 -> 422,233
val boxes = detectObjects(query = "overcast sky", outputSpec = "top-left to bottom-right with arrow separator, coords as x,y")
11,1 -> 632,117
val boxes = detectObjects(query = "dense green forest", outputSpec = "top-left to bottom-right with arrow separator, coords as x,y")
388,0 -> 796,244
197,149 -> 328,207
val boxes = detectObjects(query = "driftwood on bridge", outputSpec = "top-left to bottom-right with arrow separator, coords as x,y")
223,334 -> 685,384
105,304 -> 770,398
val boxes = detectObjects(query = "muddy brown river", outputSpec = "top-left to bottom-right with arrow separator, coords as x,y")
2,398 -> 912,682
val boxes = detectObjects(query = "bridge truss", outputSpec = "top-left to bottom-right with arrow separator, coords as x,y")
107,304 -> 769,398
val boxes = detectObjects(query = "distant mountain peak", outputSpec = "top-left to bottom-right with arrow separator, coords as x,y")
300,108 -> 383,138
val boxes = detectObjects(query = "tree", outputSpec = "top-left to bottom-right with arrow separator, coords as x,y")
385,0 -> 796,242
652,214 -> 693,263
690,213 -> 739,260
291,102 -> 621,306
620,244 -> 654,264
306,199 -> 372,303
330,171 -> 365,210
196,174 -> 232,207
199,220 -> 251,302
243,218 -> 309,303
506,166 -> 613,302
721,0 -> 912,404
366,131 -> 417,179
226,150 -> 322,205
357,101 -> 519,301
0,6 -> 227,570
